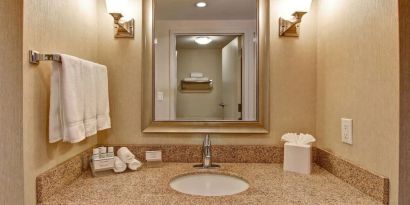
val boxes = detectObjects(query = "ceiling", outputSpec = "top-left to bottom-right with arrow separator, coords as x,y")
155,0 -> 257,20
176,35 -> 238,49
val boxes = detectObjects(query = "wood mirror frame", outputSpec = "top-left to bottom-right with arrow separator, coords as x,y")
142,0 -> 270,133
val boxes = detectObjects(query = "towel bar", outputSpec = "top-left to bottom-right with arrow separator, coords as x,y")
29,50 -> 61,64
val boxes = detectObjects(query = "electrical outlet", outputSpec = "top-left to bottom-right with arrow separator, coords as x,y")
157,91 -> 164,101
341,118 -> 353,145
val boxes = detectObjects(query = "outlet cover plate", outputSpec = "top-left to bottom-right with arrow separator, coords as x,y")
341,118 -> 353,145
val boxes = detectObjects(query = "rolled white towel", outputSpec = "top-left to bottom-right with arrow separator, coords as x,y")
117,147 -> 135,163
128,159 -> 142,171
113,156 -> 127,173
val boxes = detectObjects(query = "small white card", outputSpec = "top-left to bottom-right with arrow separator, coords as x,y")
145,150 -> 162,161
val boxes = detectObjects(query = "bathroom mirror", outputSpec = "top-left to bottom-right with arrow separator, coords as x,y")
142,0 -> 270,133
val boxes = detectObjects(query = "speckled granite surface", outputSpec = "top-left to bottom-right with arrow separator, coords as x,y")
316,148 -> 389,204
36,148 -> 93,203
39,163 -> 381,205
36,145 -> 388,204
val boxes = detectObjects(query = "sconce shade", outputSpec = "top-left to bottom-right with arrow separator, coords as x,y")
106,0 -> 129,14
279,0 -> 312,37
291,0 -> 312,12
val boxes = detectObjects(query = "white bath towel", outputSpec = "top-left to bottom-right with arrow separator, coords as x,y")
49,54 -> 111,143
190,72 -> 204,78
117,147 -> 135,163
183,77 -> 209,82
96,65 -> 111,130
128,158 -> 142,171
49,55 -> 86,143
113,156 -> 127,173
83,60 -> 98,137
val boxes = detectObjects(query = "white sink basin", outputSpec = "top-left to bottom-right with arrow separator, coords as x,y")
170,173 -> 249,196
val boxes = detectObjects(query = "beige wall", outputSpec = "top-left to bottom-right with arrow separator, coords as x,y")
23,0 -> 100,204
222,37 -> 242,120
0,0 -> 24,204
98,0 -> 317,146
315,0 -> 400,204
177,49 -> 223,120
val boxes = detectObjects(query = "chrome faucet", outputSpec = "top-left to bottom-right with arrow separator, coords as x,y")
194,134 -> 220,168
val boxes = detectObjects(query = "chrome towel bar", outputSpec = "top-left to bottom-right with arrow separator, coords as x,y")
29,50 -> 61,64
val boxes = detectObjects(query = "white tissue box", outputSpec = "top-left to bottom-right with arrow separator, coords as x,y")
283,142 -> 312,174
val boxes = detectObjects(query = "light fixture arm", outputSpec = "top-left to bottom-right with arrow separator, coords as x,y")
279,11 -> 307,37
109,13 -> 135,38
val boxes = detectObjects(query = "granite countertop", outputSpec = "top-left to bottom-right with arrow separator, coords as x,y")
41,163 -> 381,205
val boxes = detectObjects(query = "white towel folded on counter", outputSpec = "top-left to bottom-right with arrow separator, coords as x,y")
113,156 -> 127,173
127,159 -> 142,171
117,147 -> 135,163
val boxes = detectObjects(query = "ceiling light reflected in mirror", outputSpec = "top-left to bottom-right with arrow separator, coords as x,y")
195,37 -> 213,45
196,2 -> 207,8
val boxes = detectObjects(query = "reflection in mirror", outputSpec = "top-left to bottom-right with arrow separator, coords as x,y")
154,0 -> 258,122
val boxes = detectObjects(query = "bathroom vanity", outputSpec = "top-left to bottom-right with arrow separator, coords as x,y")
36,145 -> 388,205
38,163 -> 381,205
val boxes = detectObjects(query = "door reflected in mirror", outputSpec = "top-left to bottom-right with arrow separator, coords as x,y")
154,0 -> 258,122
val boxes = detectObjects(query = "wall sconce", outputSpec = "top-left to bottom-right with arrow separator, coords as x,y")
279,0 -> 312,37
106,0 -> 134,38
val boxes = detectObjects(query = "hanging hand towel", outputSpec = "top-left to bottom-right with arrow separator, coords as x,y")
49,55 -> 86,143
96,64 -> 111,131
49,55 -> 111,143
83,60 -> 98,137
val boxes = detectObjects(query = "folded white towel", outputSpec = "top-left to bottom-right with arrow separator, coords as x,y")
49,55 -> 86,143
183,77 -> 209,82
96,64 -> 111,131
49,54 -> 111,144
83,59 -> 98,137
49,61 -> 64,143
190,72 -> 203,78
117,147 -> 135,163
113,156 -> 127,173
128,158 -> 142,171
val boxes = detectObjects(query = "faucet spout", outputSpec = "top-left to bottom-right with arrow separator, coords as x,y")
194,134 -> 220,169
203,135 -> 211,167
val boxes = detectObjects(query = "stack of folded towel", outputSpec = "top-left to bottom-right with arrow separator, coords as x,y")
114,147 -> 142,173
183,72 -> 209,82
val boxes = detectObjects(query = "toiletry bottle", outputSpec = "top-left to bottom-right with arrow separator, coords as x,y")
107,147 -> 114,158
92,148 -> 100,161
99,147 -> 107,159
